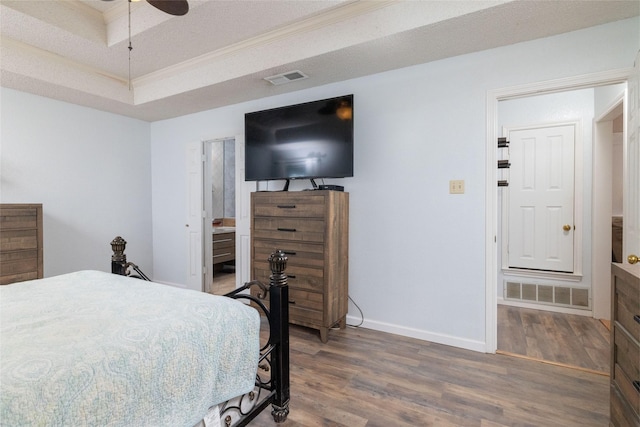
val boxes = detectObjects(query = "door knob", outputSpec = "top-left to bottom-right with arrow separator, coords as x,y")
563,224 -> 571,231
628,254 -> 639,264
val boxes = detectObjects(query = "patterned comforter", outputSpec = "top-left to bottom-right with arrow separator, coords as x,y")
0,270 -> 260,427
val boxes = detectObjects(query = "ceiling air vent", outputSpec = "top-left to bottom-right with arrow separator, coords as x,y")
264,70 -> 308,86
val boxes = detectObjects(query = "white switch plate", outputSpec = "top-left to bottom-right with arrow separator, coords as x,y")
449,180 -> 465,194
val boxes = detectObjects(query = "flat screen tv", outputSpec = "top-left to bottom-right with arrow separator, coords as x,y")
244,95 -> 353,185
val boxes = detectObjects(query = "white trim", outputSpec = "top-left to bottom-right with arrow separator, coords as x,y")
346,315 -> 487,353
485,68 -> 633,353
502,268 -> 583,282
497,298 -> 593,317
592,93 -> 625,320
134,1 -> 395,87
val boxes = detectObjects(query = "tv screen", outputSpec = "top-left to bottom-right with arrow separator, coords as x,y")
244,95 -> 353,182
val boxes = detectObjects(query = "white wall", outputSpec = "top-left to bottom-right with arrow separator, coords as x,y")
0,89 -> 153,277
150,17 -> 639,351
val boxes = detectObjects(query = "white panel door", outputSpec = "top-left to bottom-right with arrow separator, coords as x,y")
508,124 -> 575,272
234,135 -> 253,288
624,51 -> 640,264
186,141 -> 204,291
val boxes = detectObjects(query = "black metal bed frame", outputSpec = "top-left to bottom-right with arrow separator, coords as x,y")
110,236 -> 290,426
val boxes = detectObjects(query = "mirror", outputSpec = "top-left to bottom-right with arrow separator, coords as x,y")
205,138 -> 236,294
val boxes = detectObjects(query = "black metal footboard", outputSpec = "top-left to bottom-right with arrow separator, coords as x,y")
109,237 -> 290,426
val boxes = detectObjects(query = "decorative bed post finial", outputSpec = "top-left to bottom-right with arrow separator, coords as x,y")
111,236 -> 127,262
111,236 -> 127,275
268,250 -> 288,287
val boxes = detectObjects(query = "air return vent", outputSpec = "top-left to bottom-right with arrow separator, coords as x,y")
505,281 -> 590,309
264,70 -> 309,85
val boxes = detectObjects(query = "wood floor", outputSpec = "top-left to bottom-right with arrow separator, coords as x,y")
251,323 -> 610,426
210,269 -> 236,295
496,305 -> 610,374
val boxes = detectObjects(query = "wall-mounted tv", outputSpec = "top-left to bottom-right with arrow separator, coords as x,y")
244,94 -> 354,185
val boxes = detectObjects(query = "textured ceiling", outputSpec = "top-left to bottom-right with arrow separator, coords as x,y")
1,0 -> 638,122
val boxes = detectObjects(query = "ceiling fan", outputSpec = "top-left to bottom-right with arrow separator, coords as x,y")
102,0 -> 189,16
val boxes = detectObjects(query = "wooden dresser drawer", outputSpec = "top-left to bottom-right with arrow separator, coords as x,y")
614,274 -> 640,342
0,204 -> 43,285
611,382 -> 640,427
254,239 -> 324,268
614,327 -> 640,390
254,261 -> 324,292
253,218 -> 324,243
613,363 -> 640,417
253,194 -> 326,218
0,250 -> 38,273
212,232 -> 235,264
0,229 -> 39,251
0,208 -> 38,229
289,288 -> 323,311
251,289 -> 323,325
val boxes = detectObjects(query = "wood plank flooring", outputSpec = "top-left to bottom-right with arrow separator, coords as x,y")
496,305 -> 610,374
210,270 -> 236,295
251,324 -> 609,426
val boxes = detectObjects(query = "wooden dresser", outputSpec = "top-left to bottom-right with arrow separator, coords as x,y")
213,228 -> 235,266
0,204 -> 43,285
251,190 -> 349,342
610,262 -> 640,427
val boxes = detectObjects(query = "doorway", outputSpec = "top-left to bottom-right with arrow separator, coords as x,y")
485,68 -> 633,354
204,138 -> 237,295
494,85 -> 625,370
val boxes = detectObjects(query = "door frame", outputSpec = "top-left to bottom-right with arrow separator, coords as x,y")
592,96 -> 624,319
484,68 -> 633,353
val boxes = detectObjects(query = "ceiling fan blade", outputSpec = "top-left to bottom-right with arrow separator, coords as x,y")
146,0 -> 189,16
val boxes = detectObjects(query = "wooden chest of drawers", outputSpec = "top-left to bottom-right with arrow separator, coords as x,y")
610,262 -> 640,427
251,191 -> 349,342
0,204 -> 43,285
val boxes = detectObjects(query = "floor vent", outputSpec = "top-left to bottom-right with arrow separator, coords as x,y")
505,281 -> 590,309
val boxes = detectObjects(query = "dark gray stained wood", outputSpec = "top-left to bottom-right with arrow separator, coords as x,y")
497,305 -> 610,373
252,324 -> 609,426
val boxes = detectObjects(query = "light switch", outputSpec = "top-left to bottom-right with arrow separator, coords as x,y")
449,180 -> 465,194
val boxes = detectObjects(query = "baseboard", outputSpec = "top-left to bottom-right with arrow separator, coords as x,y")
346,315 -> 487,353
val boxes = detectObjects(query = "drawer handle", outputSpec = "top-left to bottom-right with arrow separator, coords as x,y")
634,315 -> 640,325
633,381 -> 640,393
213,253 -> 232,258
283,251 -> 297,256
277,205 -> 296,209
277,228 -> 297,232
289,300 -> 296,304
287,274 -> 296,279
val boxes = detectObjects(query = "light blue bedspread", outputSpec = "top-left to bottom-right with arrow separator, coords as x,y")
0,270 -> 260,427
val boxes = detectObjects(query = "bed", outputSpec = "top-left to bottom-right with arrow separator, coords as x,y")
0,237 -> 290,426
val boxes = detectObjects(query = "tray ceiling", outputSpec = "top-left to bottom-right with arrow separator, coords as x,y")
1,0 -> 638,121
